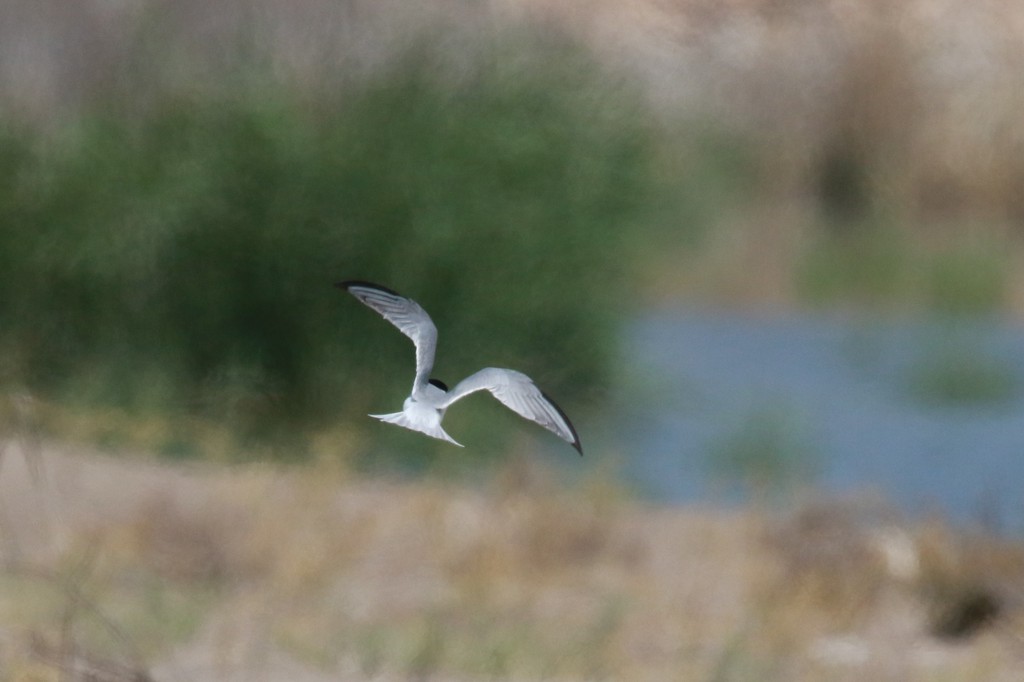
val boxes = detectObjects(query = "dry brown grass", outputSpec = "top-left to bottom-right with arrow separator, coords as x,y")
0,439 -> 1022,681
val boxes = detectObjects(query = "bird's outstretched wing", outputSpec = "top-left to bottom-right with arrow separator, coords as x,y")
337,281 -> 437,394
441,368 -> 582,455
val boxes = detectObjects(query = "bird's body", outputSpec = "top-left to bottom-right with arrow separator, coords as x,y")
338,280 -> 582,454
369,380 -> 461,446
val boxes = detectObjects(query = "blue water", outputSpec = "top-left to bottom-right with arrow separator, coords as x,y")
620,311 -> 1024,532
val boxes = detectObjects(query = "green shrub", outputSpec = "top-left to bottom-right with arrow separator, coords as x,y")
0,39 -> 658,459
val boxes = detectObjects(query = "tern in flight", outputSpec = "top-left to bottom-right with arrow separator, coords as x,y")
337,281 -> 582,454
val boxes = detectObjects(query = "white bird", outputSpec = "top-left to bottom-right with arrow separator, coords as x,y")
337,280 -> 582,455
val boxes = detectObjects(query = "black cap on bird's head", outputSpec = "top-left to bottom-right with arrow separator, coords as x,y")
428,378 -> 449,392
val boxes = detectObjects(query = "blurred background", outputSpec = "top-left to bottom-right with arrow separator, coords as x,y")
2,0 -> 1024,680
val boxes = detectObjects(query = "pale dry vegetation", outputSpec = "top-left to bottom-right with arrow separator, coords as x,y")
1,440 -> 1022,681
512,0 -> 1024,310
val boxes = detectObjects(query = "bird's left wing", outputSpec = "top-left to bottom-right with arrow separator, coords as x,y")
337,281 -> 437,393
441,367 -> 582,454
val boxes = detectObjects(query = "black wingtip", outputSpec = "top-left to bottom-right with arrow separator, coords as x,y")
540,389 -> 583,456
335,280 -> 402,296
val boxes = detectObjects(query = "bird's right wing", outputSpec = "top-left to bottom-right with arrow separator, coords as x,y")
441,367 -> 582,454
337,281 -> 437,393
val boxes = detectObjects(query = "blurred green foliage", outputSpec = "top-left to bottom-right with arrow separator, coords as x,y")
923,241 -> 1008,316
795,222 -> 912,307
796,221 -> 1009,315
906,331 -> 1019,408
707,402 -> 820,499
0,40 -> 661,459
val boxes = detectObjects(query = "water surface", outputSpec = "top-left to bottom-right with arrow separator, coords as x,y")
620,311 -> 1024,532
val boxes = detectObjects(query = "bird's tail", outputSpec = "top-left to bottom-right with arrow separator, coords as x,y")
368,411 -> 464,447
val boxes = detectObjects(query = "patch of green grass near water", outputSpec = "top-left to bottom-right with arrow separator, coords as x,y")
796,219 -> 1010,316
707,402 -> 820,500
906,332 -> 1019,408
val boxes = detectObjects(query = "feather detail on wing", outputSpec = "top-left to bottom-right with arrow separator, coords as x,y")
441,368 -> 583,454
337,281 -> 437,393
